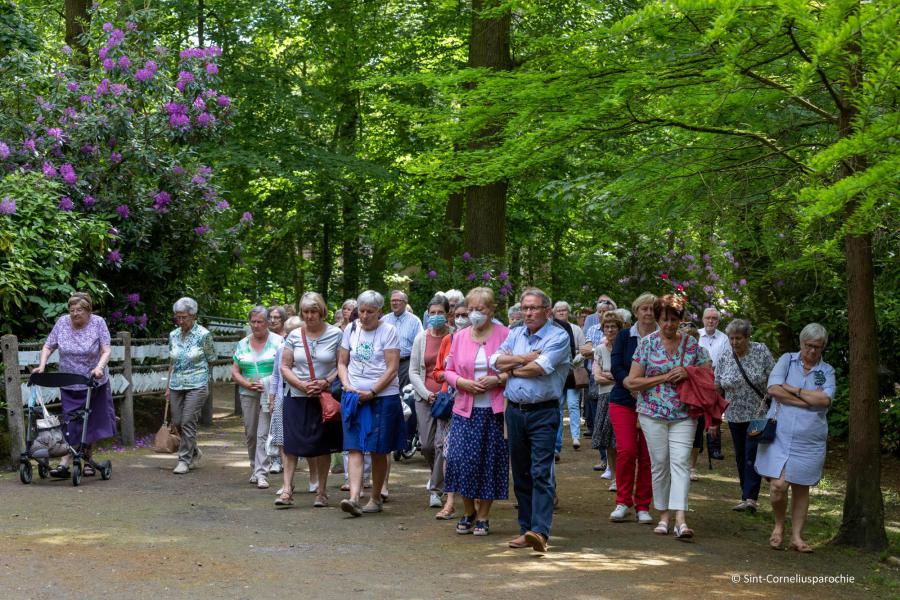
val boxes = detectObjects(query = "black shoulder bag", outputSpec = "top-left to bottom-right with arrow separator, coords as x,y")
734,350 -> 777,443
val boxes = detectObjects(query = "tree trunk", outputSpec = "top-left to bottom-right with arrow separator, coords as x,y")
439,191 -> 464,262
197,0 -> 205,47
319,220 -> 332,302
832,20 -> 887,551
292,231 -> 304,309
463,0 -> 512,258
367,243 -> 389,293
64,0 -> 90,66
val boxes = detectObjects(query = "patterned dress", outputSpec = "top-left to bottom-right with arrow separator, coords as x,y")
633,332 -> 710,421
715,342 -> 775,423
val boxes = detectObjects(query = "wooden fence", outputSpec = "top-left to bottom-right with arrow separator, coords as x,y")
2,331 -> 242,469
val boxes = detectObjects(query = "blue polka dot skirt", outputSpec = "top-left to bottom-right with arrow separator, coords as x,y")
444,407 -> 509,500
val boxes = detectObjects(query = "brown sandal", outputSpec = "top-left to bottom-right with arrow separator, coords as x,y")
274,491 -> 294,507
435,506 -> 457,520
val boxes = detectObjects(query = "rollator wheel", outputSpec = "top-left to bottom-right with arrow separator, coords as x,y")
38,463 -> 49,479
72,462 -> 82,487
100,460 -> 112,480
19,462 -> 33,485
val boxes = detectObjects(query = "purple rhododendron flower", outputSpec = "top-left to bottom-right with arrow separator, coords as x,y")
240,211 -> 253,224
96,79 -> 111,95
498,271 -> 508,281
196,112 -> 214,127
118,55 -> 132,69
144,60 -> 158,73
467,272 -> 476,281
82,195 -> 96,207
137,313 -> 148,328
103,58 -> 116,71
102,22 -> 114,32
462,252 -> 471,262
482,272 -> 491,281
134,68 -> 153,82
193,96 -> 206,110
164,102 -> 188,115
194,224 -> 210,235
124,315 -> 136,325
127,293 -> 140,305
178,71 -> 195,83
205,63 -> 219,76
107,250 -> 122,264
107,29 -> 125,47
42,162 -> 57,178
98,46 -> 109,60
170,113 -> 191,129
116,204 -> 130,219
109,151 -> 123,164
60,163 -> 77,185
61,44 -> 72,55
0,142 -> 9,160
216,200 -> 230,210
427,270 -> 437,279
217,94 -> 230,107
111,83 -> 128,96
207,46 -> 222,57
154,191 -> 171,205
198,165 -> 213,176
191,174 -> 206,186
79,94 -> 92,104
58,196 -> 74,211
172,165 -> 185,175
23,138 -> 36,152
126,21 -> 137,31
204,89 -> 217,99
739,278 -> 747,287
110,310 -> 123,320
66,81 -> 79,92
0,197 -> 16,214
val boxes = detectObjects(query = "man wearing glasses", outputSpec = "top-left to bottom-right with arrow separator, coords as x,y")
491,288 -> 572,553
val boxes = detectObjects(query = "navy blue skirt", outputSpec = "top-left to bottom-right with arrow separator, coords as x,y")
61,381 -> 116,446
342,394 -> 406,454
283,394 -> 343,458
444,407 -> 509,500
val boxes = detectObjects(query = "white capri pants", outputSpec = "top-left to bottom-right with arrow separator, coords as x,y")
638,415 -> 697,511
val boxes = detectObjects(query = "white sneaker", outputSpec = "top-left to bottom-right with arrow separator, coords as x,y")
601,468 -> 613,480
249,474 -> 258,484
429,492 -> 442,508
608,481 -> 617,492
257,477 -> 270,489
269,463 -> 283,474
609,504 -> 633,522
173,461 -> 189,474
189,448 -> 202,470
637,510 -> 654,524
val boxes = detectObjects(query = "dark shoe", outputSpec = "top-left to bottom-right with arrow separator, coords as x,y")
525,531 -> 548,552
456,513 -> 476,534
473,520 -> 490,536
340,499 -> 363,517
554,453 -> 560,463
50,464 -> 70,479
508,534 -> 529,549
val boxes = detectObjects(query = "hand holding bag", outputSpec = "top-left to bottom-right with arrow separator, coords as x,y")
153,393 -> 181,453
430,388 -> 455,420
302,328 -> 341,423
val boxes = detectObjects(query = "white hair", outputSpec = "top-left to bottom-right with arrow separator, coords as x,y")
173,297 -> 198,315
725,319 -> 752,337
799,323 -> 828,345
553,301 -> 571,312
248,305 -> 268,320
358,290 -> 385,310
613,308 -> 632,325
703,307 -> 721,318
508,303 -> 521,318
444,289 -> 465,305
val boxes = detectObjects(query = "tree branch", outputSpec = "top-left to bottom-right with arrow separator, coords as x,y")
740,68 -> 838,122
787,19 -> 845,111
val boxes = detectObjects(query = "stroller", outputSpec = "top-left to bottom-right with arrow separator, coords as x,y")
393,384 -> 420,461
21,372 -> 112,486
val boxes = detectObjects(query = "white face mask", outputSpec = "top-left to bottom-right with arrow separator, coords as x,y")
469,310 -> 488,327
455,317 -> 470,329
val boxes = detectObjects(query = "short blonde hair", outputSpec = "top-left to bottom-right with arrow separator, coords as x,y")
631,292 -> 657,315
68,292 -> 92,312
601,311 -> 625,332
466,286 -> 496,310
299,292 -> 327,317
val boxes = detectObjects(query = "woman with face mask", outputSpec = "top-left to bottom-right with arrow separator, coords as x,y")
409,295 -> 453,510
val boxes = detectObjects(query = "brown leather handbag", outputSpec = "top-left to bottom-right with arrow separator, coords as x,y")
153,395 -> 181,453
301,328 -> 341,422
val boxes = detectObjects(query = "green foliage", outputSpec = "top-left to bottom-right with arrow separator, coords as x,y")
0,171 -> 108,334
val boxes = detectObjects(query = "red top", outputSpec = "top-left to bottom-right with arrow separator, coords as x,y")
423,333 -> 443,394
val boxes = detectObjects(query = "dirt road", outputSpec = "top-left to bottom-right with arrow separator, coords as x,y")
1,394 -> 896,599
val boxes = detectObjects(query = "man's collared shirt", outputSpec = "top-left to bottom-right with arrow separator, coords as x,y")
490,319 -> 571,404
699,328 -> 729,368
381,310 -> 423,359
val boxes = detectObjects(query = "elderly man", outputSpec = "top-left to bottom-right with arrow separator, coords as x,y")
491,288 -> 572,553
382,290 -> 423,389
699,307 -> 729,367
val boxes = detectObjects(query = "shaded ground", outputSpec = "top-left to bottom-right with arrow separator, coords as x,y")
1,385 -> 898,599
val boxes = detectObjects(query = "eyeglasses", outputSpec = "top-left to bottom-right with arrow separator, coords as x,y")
520,306 -> 546,313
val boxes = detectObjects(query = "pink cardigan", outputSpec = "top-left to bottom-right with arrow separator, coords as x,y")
444,324 -> 509,418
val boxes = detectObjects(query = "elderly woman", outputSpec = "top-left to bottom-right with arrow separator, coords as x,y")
36,293 -> 116,478
714,319 -> 775,514
409,294 -> 453,509
591,311 -> 625,487
553,301 -> 585,452
278,293 -> 343,507
232,306 -> 284,489
443,287 -> 509,536
268,315 -> 303,494
267,305 -> 287,337
625,294 -> 711,539
337,299 -> 358,330
581,298 -> 617,443
165,297 -> 216,474
755,323 -> 834,553
337,290 -> 405,516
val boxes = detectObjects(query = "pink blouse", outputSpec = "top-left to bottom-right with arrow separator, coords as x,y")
444,324 -> 509,418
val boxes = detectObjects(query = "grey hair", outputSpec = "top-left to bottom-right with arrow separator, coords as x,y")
520,287 -> 551,308
799,322 -> 828,345
341,299 -> 358,310
508,303 -> 522,318
357,290 -> 385,310
389,290 -> 408,303
725,319 -> 752,337
173,297 -> 198,315
267,305 -> 287,322
553,301 -> 571,313
614,308 -> 632,325
445,289 -> 465,305
703,307 -> 721,318
248,305 -> 268,320
284,316 -> 303,334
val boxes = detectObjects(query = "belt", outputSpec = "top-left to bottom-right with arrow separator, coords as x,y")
399,356 -> 411,362
508,399 -> 558,412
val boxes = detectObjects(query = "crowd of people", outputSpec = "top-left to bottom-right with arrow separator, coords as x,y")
34,286 -> 836,554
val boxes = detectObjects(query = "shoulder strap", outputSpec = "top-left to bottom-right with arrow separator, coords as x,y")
733,349 -> 765,399
301,328 -> 317,380
678,334 -> 688,367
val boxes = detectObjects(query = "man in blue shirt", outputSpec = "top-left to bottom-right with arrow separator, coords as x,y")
382,290 -> 423,389
490,288 -> 571,553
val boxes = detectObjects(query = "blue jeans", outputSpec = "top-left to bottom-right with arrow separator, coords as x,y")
555,388 -> 581,453
506,401 -> 560,539
728,421 -> 761,501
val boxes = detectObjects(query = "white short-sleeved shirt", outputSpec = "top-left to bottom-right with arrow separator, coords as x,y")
341,322 -> 401,396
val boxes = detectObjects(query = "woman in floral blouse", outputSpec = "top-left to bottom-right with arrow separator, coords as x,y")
167,297 -> 217,475
714,319 -> 775,514
625,294 -> 711,540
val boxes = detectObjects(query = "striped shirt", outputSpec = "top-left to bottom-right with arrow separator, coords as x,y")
232,332 -> 283,397
381,310 -> 423,358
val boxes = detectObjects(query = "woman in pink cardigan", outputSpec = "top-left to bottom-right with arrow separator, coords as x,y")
443,287 -> 510,537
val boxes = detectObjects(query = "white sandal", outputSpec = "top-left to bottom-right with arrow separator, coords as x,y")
653,521 -> 669,535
